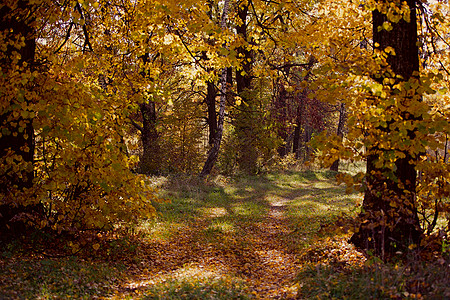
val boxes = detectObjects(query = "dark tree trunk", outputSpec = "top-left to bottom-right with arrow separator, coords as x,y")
0,1 -> 36,193
134,52 -> 162,174
330,103 -> 346,172
137,101 -> 160,174
293,58 -> 314,159
292,98 -> 303,158
275,84 -> 289,157
206,81 -> 218,145
200,68 -> 228,177
235,3 -> 258,174
350,0 -> 422,258
0,1 -> 40,238
227,67 -> 233,91
199,0 -> 230,177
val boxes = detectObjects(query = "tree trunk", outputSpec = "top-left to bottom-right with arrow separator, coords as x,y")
235,3 -> 258,174
199,0 -> 230,177
0,1 -> 39,237
200,68 -> 228,177
206,81 -> 218,145
137,101 -> 160,174
292,97 -> 303,158
275,84 -> 289,157
330,103 -> 346,172
293,57 -> 314,160
350,0 -> 422,258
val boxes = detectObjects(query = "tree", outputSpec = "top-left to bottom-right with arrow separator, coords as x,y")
350,0 -> 423,257
233,0 -> 259,174
200,0 -> 231,177
311,0 -> 450,256
1,0 -> 161,235
330,103 -> 346,172
0,0 -> 40,235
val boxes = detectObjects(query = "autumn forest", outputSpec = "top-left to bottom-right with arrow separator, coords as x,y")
1,0 -> 449,298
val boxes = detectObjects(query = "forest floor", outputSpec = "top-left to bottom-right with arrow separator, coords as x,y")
1,170 -> 449,299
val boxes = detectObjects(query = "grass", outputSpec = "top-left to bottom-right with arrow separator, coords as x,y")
0,255 -> 124,299
141,269 -> 252,300
298,258 -> 450,299
1,169 -> 449,299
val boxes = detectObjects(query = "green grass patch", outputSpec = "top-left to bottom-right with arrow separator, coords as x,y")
142,273 -> 253,299
0,256 -> 123,299
298,261 -> 450,299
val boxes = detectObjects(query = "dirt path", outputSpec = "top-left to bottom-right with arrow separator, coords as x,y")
241,201 -> 300,299
116,197 -> 302,299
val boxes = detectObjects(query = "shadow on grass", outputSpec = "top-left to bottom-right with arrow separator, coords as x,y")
298,256 -> 450,299
0,255 -> 126,299
145,170 -> 361,246
2,169 -> 446,299
0,170 -> 361,299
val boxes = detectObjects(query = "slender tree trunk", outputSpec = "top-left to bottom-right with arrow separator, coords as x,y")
292,97 -> 303,158
199,0 -> 230,177
206,81 -> 218,145
350,0 -> 422,258
275,84 -> 289,157
293,57 -> 314,159
330,103 -> 346,172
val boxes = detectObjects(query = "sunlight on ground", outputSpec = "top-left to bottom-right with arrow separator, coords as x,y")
147,175 -> 169,188
206,220 -> 235,233
198,207 -> 228,218
2,171 -> 448,300
265,194 -> 291,207
231,201 -> 266,216
113,263 -> 251,299
138,220 -> 187,241
311,181 -> 337,189
123,264 -> 226,291
291,199 -> 332,215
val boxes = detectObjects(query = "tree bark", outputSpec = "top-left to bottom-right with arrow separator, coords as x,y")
137,101 -> 160,174
0,1 -> 39,237
330,103 -> 346,172
235,2 -> 258,174
292,96 -> 304,158
350,0 -> 423,258
274,84 -> 289,157
206,81 -> 218,146
199,0 -> 230,177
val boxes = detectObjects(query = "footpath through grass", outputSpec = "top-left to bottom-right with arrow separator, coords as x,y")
1,170 -> 449,299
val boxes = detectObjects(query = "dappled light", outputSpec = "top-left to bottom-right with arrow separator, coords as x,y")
2,170 -> 449,299
0,171 -> 358,298
1,0 -> 450,298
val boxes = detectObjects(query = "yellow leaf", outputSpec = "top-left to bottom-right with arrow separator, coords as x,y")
384,46 -> 396,55
93,243 -> 100,251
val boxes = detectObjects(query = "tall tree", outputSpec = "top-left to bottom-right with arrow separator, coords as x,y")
200,0 -> 231,177
350,0 -> 423,257
0,1 -> 36,192
135,53 -> 162,175
234,0 -> 258,174
330,103 -> 346,172
0,0 -> 39,234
